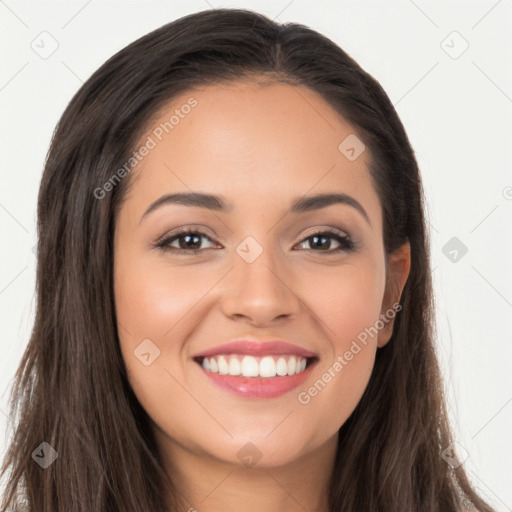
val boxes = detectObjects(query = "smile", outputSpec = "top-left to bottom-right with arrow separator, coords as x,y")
192,339 -> 318,398
200,354 -> 309,378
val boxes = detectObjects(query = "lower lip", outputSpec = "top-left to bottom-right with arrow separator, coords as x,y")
197,361 -> 315,398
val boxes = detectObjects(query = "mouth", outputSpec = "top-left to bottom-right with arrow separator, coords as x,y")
194,354 -> 316,378
192,340 -> 319,398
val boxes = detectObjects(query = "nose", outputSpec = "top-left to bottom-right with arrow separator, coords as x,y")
219,241 -> 301,326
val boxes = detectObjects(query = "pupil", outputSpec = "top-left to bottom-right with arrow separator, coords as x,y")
311,235 -> 329,250
180,234 -> 201,249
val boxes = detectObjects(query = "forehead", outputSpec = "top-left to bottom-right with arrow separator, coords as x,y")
122,80 -> 381,224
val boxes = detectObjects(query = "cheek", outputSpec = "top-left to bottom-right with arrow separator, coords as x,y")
114,255 -> 212,345
301,259 -> 385,351
113,253 -> 226,402
293,261 -> 384,432
113,256 -> 206,441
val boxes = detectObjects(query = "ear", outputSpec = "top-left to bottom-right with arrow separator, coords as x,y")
377,240 -> 411,348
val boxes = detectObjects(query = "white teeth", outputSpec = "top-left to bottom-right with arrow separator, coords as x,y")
241,356 -> 259,377
287,356 -> 296,376
276,357 -> 288,376
228,357 -> 241,376
200,354 -> 309,378
259,356 -> 276,378
218,355 -> 229,375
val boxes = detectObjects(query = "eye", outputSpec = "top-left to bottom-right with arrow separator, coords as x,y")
154,227 -> 356,255
294,228 -> 355,254
154,227 -> 218,255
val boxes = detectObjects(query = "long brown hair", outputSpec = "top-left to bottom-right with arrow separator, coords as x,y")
1,8 -> 495,511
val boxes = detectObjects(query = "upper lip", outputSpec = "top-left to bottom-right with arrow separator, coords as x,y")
193,339 -> 318,359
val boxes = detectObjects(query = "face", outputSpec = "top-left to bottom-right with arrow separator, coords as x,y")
113,80 -> 410,470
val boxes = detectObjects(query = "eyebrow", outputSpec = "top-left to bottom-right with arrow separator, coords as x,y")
140,191 -> 371,225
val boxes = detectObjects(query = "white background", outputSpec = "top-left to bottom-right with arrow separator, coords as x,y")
1,1 -> 511,510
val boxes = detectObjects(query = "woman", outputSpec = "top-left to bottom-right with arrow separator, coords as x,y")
0,8 -> 495,512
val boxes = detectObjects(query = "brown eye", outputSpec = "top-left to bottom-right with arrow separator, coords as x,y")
296,230 -> 355,253
155,229 -> 218,254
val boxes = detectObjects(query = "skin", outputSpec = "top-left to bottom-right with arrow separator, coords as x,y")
114,79 -> 411,512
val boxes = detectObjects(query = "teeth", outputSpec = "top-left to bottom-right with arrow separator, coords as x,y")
218,355 -> 229,375
287,356 -> 296,375
200,354 -> 309,378
259,356 -> 276,378
276,357 -> 288,376
228,357 -> 241,376
241,356 -> 259,377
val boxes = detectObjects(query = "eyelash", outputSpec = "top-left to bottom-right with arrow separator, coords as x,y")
154,226 -> 356,255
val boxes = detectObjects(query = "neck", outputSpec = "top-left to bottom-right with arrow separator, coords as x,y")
156,430 -> 338,512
